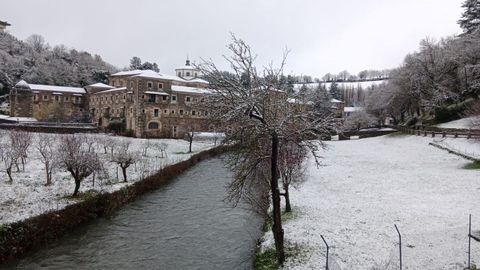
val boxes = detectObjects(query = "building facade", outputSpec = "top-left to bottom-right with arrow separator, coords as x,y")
10,61 -> 212,138
10,80 -> 87,122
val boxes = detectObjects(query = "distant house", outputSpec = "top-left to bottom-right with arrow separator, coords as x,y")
330,98 -> 345,118
343,106 -> 364,117
0,20 -> 11,32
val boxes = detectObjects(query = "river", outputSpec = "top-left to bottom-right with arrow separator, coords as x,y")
5,157 -> 264,270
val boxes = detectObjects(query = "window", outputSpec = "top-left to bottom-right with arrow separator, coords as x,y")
148,122 -> 159,129
194,72 -> 198,77
171,95 -> 177,103
178,72 -> 181,76
192,110 -> 196,116
130,81 -> 134,89
148,94 -> 156,103
186,72 -> 191,77
185,96 -> 191,102
43,95 -> 48,101
179,109 -> 184,115
147,82 -> 153,89
162,95 -> 168,101
158,83 -> 163,89
154,109 -> 159,117
164,109 -> 168,114
54,95 -> 59,102
65,96 -> 69,101
171,110 -> 175,114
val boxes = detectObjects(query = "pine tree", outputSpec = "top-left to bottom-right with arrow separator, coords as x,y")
458,0 -> 480,34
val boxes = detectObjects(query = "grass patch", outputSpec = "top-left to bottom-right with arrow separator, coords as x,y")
254,243 -> 303,270
262,207 -> 301,232
464,161 -> 480,170
174,151 -> 191,154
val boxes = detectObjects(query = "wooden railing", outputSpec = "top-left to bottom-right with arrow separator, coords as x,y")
398,126 -> 480,139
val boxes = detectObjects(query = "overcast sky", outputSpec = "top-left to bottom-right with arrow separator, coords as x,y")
1,0 -> 464,77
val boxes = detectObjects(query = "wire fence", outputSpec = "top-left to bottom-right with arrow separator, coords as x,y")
312,221 -> 478,270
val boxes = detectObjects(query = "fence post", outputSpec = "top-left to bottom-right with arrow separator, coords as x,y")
442,131 -> 446,138
468,214 -> 472,269
394,224 -> 402,270
455,132 -> 458,138
321,235 -> 329,270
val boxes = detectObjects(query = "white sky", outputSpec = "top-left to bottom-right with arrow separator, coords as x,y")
1,0 -> 464,78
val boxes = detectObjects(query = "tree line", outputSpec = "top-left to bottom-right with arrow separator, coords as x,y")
0,33 -> 117,95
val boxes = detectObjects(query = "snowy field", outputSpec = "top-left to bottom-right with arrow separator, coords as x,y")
437,116 -> 480,130
0,132 -> 215,225
261,135 -> 480,270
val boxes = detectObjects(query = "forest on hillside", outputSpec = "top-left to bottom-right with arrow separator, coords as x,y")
365,0 -> 480,124
0,33 -> 117,95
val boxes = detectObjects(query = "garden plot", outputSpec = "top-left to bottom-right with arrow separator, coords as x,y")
0,132 -> 215,225
261,135 -> 480,269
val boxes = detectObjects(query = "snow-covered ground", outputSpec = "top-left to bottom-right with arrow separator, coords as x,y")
436,116 -> 480,130
261,135 -> 480,270
0,132 -> 216,225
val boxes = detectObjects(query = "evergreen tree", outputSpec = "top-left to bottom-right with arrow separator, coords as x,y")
458,0 -> 480,34
129,56 -> 142,70
329,81 -> 341,100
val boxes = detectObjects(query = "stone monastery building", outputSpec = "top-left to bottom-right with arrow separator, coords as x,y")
10,60 -> 212,138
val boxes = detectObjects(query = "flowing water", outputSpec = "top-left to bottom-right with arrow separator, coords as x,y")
5,157 -> 264,270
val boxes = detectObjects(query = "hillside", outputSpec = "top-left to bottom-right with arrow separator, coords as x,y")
0,32 -> 117,95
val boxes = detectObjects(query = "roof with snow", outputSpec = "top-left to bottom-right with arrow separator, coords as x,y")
88,82 -> 114,89
344,107 -> 364,112
111,70 -> 187,83
171,85 -> 212,94
15,81 -> 85,94
94,87 -> 127,95
185,78 -> 209,84
330,98 -> 343,103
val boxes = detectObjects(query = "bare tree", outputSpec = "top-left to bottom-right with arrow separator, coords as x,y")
9,130 -> 32,172
152,142 -> 168,158
198,34 -> 334,264
141,139 -> 151,157
343,110 -> 378,131
58,135 -> 102,196
111,140 -> 137,182
0,140 -> 19,183
98,136 -> 115,156
278,142 -> 307,213
35,134 -> 58,185
185,125 -> 196,153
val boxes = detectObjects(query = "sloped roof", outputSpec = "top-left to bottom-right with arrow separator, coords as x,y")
94,87 -> 127,94
171,85 -> 212,94
15,80 -> 85,94
88,82 -> 114,89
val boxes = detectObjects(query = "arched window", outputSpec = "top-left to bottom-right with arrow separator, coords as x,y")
148,122 -> 159,129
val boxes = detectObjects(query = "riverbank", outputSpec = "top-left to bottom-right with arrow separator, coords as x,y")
0,142 -> 229,265
258,135 -> 480,269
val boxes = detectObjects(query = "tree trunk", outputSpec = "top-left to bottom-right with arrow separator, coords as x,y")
121,166 -> 128,182
6,167 -> 13,183
189,138 -> 193,153
45,164 -> 52,186
284,185 -> 292,213
271,133 -> 285,264
73,179 -> 81,197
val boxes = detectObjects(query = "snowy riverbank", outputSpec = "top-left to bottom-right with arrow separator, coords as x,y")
0,132 -> 216,225
260,135 -> 480,269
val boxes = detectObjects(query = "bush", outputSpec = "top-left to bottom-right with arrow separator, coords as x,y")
106,118 -> 125,132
